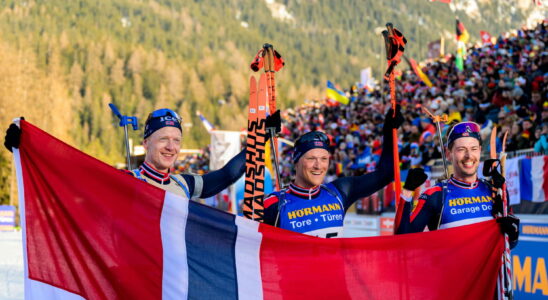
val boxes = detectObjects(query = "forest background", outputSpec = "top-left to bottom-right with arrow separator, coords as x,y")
0,0 -> 541,204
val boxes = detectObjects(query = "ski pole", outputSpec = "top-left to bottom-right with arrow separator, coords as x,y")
422,107 -> 449,179
381,23 -> 406,231
267,127 -> 282,188
251,43 -> 285,190
421,106 -> 451,230
489,127 -> 513,300
264,44 -> 282,189
108,103 -> 139,170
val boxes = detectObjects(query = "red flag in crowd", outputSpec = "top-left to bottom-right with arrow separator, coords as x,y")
480,30 -> 492,45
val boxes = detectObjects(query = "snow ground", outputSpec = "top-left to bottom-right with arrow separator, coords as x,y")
0,231 -> 24,300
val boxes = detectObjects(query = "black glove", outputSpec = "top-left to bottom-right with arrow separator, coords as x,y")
491,193 -> 504,217
4,119 -> 23,152
483,159 -> 505,189
497,215 -> 520,243
265,110 -> 281,133
403,168 -> 428,191
384,105 -> 404,131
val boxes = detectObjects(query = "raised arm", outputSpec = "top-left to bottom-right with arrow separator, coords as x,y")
183,110 -> 280,199
182,148 -> 246,198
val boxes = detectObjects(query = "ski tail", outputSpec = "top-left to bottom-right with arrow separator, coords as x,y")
243,74 -> 267,222
252,73 -> 268,222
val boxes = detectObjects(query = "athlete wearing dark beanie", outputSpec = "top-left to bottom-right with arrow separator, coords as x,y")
143,108 -> 182,139
292,131 -> 331,163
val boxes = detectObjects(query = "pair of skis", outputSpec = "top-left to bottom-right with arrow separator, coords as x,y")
242,74 -> 268,221
243,44 -> 284,221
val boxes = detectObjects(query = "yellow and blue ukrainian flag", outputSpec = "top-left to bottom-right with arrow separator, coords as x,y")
326,80 -> 349,105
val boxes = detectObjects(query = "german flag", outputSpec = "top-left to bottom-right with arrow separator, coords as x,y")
456,18 -> 469,43
455,18 -> 469,71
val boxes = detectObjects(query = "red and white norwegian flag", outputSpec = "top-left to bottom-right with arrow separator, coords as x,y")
480,30 -> 493,45
13,119 -> 505,300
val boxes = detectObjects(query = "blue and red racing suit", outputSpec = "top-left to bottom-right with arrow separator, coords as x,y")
396,176 -> 518,248
263,183 -> 346,238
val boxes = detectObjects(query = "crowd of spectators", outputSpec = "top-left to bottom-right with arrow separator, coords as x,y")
170,23 -> 547,188
172,147 -> 211,175
276,22 -> 547,186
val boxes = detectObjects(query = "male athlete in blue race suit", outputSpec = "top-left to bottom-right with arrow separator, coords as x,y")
399,176 -> 498,230
396,122 -> 519,248
263,107 -> 403,238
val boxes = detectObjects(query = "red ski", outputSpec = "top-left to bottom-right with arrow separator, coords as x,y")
243,74 -> 268,221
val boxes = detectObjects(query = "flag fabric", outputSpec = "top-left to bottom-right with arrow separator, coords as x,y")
504,157 -> 522,205
15,120 -> 504,300
406,57 -> 433,87
360,68 -> 374,90
519,156 -> 548,202
455,19 -> 469,72
209,130 -> 241,171
455,53 -> 464,71
196,111 -> 214,132
427,40 -> 442,59
456,19 -> 469,43
209,130 -> 241,213
326,80 -> 350,105
480,30 -> 492,45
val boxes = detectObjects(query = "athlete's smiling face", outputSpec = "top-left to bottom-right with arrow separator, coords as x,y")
447,137 -> 481,183
294,148 -> 330,188
143,127 -> 181,173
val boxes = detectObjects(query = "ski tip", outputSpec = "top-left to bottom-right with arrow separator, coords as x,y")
489,126 -> 497,158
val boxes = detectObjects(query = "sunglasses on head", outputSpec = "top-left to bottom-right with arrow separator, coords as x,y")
446,121 -> 481,146
148,108 -> 182,122
296,131 -> 329,145
447,122 -> 481,136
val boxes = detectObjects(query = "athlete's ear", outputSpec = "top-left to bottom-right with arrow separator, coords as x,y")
445,147 -> 452,163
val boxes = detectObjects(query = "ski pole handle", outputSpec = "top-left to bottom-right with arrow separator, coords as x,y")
109,103 -> 139,130
108,103 -> 138,169
127,116 -> 139,130
109,103 -> 123,119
